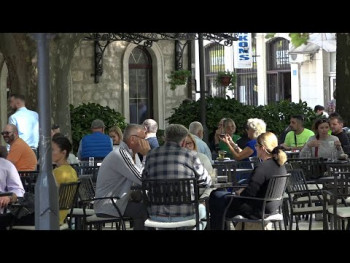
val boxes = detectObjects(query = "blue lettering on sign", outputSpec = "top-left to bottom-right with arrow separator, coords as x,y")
239,54 -> 250,60
293,70 -> 297,76
239,35 -> 248,41
237,33 -> 251,62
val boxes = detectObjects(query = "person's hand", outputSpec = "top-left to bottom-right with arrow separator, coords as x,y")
220,134 -> 230,145
0,196 -> 11,208
308,140 -> 320,148
235,188 -> 245,196
335,140 -> 341,147
139,138 -> 151,156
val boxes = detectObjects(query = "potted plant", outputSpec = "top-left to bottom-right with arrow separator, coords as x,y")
216,70 -> 237,91
168,69 -> 191,90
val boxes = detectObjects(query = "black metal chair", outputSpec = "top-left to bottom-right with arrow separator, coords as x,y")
141,178 -> 201,230
288,157 -> 326,181
285,169 -> 323,230
78,176 -> 127,230
323,171 -> 350,230
18,171 -> 39,194
223,174 -> 290,230
11,181 -> 80,230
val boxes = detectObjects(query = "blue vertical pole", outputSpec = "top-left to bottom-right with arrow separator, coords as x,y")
34,33 -> 59,230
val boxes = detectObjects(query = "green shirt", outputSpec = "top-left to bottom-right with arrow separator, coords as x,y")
219,134 -> 241,158
284,128 -> 315,147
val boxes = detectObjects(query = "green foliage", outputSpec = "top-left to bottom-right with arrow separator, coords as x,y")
70,103 -> 127,154
167,96 -> 316,138
265,33 -> 310,48
168,69 -> 191,90
289,33 -> 310,47
215,70 -> 237,91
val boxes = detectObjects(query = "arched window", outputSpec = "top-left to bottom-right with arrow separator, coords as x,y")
129,46 -> 153,124
266,38 -> 291,104
205,43 -> 225,97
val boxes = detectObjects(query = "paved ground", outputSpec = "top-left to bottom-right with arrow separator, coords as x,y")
99,215 -> 325,231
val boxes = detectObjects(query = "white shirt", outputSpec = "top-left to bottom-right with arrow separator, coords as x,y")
9,107 -> 39,149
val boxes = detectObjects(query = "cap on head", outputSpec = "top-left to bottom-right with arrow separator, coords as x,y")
91,119 -> 105,129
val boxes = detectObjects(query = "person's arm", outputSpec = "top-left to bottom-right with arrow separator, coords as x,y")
193,155 -> 212,188
240,165 -> 266,197
221,135 -> 253,160
119,148 -> 143,185
33,113 -> 39,148
6,161 -> 25,198
7,143 -> 21,165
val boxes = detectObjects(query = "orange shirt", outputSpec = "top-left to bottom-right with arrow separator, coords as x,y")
7,138 -> 37,171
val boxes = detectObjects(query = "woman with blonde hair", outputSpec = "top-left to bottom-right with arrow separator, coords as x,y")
220,118 -> 266,161
109,126 -> 123,150
218,118 -> 241,159
209,131 -> 287,230
185,134 -> 214,194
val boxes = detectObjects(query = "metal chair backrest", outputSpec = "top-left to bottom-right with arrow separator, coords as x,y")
213,160 -> 237,184
77,166 -> 100,183
263,174 -> 290,204
327,163 -> 350,174
18,171 -> 40,194
331,171 -> 350,199
58,181 -> 80,211
78,176 -> 96,203
288,157 -> 326,180
287,169 -> 310,194
142,178 -> 200,229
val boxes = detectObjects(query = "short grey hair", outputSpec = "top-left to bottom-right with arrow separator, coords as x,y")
165,124 -> 189,144
189,121 -> 203,135
123,124 -> 145,141
143,119 -> 158,133
246,118 -> 266,139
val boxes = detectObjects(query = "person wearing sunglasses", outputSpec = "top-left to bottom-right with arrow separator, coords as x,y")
1,124 -> 37,171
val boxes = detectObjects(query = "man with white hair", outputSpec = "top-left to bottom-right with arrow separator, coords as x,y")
94,124 -> 150,230
143,119 -> 159,149
189,121 -> 213,164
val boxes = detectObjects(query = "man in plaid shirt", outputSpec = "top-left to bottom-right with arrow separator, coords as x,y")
142,124 -> 212,228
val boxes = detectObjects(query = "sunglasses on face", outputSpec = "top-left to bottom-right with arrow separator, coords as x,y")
1,131 -> 12,136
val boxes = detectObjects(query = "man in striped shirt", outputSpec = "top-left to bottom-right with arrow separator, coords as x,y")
94,124 -> 150,230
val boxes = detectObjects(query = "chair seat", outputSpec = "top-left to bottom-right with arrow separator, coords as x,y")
292,205 -> 323,214
144,218 -> 196,228
327,207 -> 350,218
85,214 -> 121,223
231,213 -> 283,223
70,208 -> 95,216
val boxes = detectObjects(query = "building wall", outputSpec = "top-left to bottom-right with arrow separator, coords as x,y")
70,39 -> 189,130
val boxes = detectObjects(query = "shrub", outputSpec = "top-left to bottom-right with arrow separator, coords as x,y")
167,96 -> 316,138
70,103 -> 127,154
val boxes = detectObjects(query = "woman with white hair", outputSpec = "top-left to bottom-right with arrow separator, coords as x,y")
220,118 -> 266,161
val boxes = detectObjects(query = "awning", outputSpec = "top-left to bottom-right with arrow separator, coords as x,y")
289,42 -> 320,55
289,33 -> 336,54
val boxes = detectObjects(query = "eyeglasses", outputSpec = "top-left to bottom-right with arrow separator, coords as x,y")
131,134 -> 145,140
1,131 -> 12,136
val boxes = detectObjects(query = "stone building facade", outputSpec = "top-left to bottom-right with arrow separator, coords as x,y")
0,33 -> 191,145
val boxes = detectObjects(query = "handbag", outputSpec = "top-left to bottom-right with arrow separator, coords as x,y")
8,192 -> 35,219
